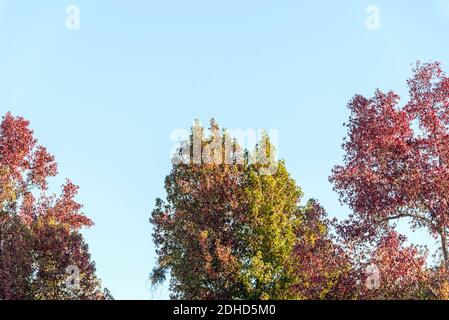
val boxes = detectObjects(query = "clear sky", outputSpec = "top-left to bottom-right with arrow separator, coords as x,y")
1,0 -> 448,299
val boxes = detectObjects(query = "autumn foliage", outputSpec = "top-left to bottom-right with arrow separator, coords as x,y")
3,61 -> 449,300
151,121 -> 351,299
329,61 -> 449,297
0,112 -> 107,300
151,62 -> 449,300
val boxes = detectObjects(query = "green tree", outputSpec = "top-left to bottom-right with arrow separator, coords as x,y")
150,120 -> 336,300
240,157 -> 302,299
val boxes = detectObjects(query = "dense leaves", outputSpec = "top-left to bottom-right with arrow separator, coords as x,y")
292,200 -> 352,299
150,120 -> 347,299
5,61 -> 449,300
330,62 -> 449,267
0,112 -> 107,300
330,61 -> 449,298
152,62 -> 449,300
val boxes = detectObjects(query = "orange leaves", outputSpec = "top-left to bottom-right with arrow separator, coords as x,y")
51,180 -> 93,230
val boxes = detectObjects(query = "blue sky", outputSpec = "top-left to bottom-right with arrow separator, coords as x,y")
1,1 -> 448,299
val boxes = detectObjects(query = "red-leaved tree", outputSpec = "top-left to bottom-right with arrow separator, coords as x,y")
330,61 -> 449,271
0,112 -> 107,300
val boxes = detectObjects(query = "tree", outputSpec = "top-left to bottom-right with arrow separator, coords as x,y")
240,154 -> 302,300
151,120 -> 308,299
0,112 -> 107,300
151,120 -> 353,300
330,61 -> 449,271
292,200 -> 353,299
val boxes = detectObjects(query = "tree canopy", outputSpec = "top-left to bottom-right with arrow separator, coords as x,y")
0,112 -> 108,300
